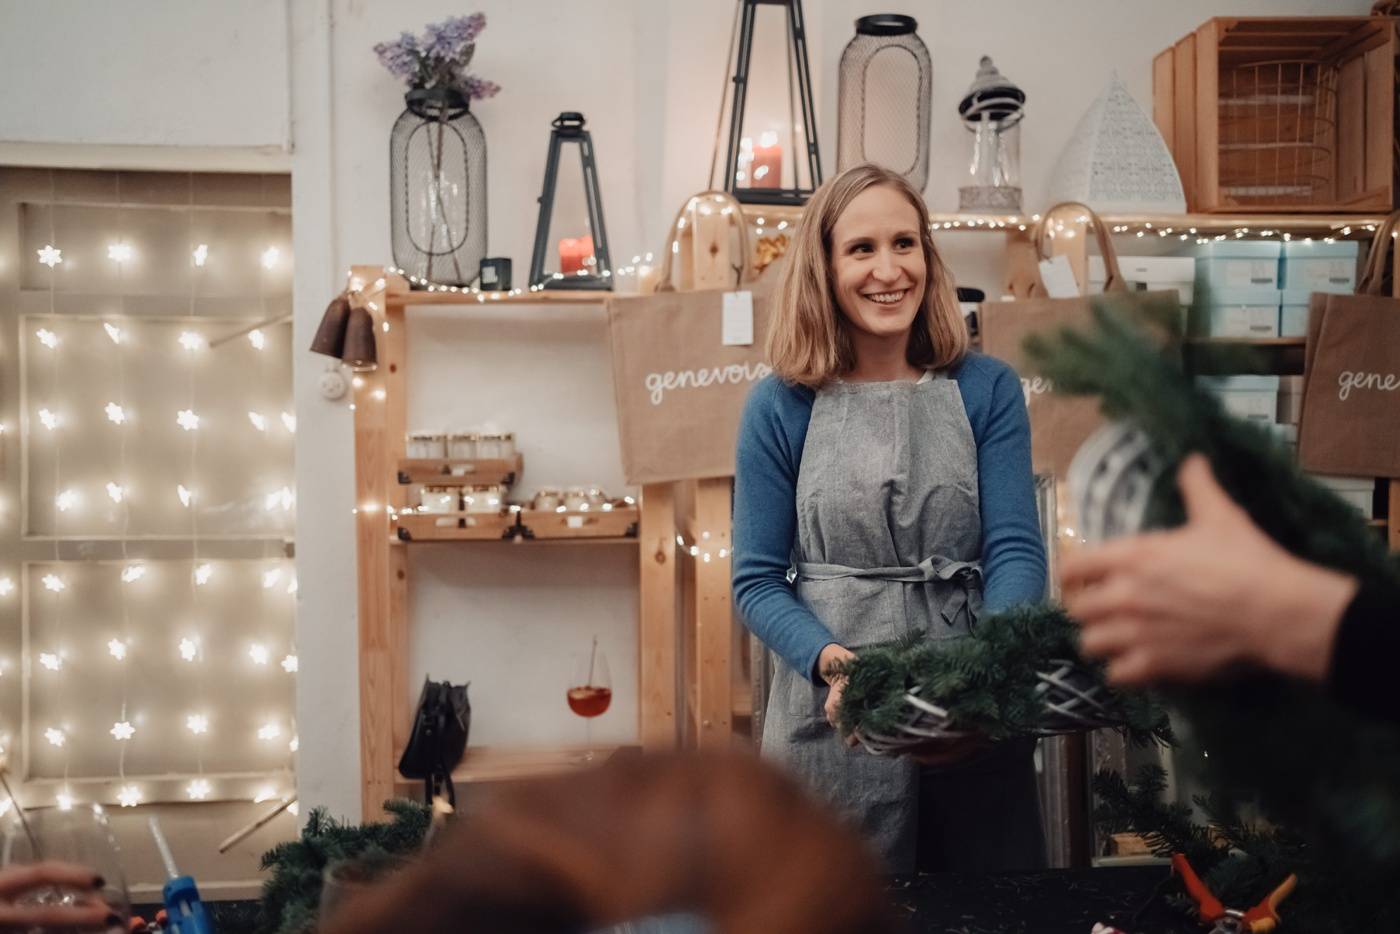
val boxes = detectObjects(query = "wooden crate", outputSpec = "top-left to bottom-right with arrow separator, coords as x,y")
1154,17 -> 1396,213
517,505 -> 639,540
396,455 -> 521,486
394,510 -> 518,542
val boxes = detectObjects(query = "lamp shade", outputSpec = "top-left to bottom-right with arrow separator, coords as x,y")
310,293 -> 351,359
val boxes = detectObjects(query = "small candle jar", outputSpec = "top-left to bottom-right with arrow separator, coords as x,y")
448,433 -> 480,460
419,485 -> 462,514
463,484 -> 506,514
585,486 -> 609,508
563,487 -> 591,512
531,488 -> 563,511
407,432 -> 447,459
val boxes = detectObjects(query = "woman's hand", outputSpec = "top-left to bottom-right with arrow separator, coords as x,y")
0,861 -> 118,931
817,643 -> 857,734
1060,455 -> 1357,687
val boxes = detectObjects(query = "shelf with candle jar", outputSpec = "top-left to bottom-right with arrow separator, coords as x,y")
517,488 -> 639,541
396,453 -> 522,486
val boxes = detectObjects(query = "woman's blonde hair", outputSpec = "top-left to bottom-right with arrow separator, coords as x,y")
766,164 -> 969,387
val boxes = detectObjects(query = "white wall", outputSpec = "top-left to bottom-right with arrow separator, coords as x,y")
4,0 -> 1375,826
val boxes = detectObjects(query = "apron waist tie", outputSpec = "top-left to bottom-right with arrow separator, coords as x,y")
795,556 -> 983,627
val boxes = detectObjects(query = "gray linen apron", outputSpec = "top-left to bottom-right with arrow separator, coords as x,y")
760,373 -> 1045,874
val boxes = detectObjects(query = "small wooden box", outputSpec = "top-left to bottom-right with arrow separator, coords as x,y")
395,510 -> 518,542
1154,17 -> 1396,213
517,505 -> 639,540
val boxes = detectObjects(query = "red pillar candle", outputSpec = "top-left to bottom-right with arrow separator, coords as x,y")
751,132 -> 783,189
558,236 -> 596,275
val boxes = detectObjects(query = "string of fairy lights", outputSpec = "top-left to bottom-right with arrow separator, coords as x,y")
7,186 -> 299,813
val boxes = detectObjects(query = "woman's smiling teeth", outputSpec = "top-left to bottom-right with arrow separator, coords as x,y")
864,289 -> 907,305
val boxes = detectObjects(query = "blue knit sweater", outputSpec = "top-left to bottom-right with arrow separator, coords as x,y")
732,353 -> 1048,683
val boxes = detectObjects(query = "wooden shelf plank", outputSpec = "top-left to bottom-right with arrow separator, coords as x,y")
398,456 -> 522,486
392,745 -> 637,790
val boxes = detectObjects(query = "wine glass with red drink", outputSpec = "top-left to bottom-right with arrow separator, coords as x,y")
567,636 -> 611,759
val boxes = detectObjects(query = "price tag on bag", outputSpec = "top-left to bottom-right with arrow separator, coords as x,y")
722,291 -> 754,346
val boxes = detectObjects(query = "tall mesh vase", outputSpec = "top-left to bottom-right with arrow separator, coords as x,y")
837,14 -> 931,192
390,87 -> 487,287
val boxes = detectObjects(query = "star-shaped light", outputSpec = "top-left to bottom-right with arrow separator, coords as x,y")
105,403 -> 126,425
261,569 -> 281,589
38,408 -> 59,431
110,721 -> 135,741
261,246 -> 280,270
248,643 -> 269,665
0,579 -> 14,597
280,412 -> 296,433
247,412 -> 267,432
107,639 -> 127,660
41,574 -> 65,592
193,564 -> 212,586
103,322 -> 123,344
39,653 -> 62,671
186,779 -> 211,800
37,245 -> 62,268
248,329 -> 266,350
264,487 -> 293,512
280,654 -> 298,673
253,786 -> 277,804
286,577 -> 298,596
176,409 -> 199,431
257,722 -> 281,741
178,331 -> 204,351
44,727 -> 65,747
117,785 -> 141,808
106,482 -> 126,504
107,243 -> 133,263
179,638 -> 199,662
55,489 -> 79,512
185,713 -> 208,734
288,735 -> 299,753
35,329 -> 59,349
177,484 -> 193,507
55,789 -> 74,811
120,564 -> 146,584
192,244 -> 209,267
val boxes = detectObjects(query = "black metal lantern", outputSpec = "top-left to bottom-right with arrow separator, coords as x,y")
528,112 -> 613,291
836,14 -> 932,192
389,87 -> 488,287
714,0 -> 822,206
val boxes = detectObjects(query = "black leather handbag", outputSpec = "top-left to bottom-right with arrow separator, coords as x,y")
398,678 -> 471,806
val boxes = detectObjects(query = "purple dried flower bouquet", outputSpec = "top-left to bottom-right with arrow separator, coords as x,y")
373,13 -> 500,100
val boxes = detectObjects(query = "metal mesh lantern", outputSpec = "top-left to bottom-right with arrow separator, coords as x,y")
958,56 -> 1026,215
390,87 -> 488,287
837,14 -> 931,191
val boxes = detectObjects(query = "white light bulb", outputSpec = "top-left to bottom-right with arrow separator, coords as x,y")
186,779 -> 211,800
192,244 -> 209,267
109,721 -> 135,741
248,329 -> 266,350
280,412 -> 296,433
261,569 -> 281,589
117,784 -> 141,808
38,409 -> 59,431
0,579 -> 12,596
105,403 -> 126,425
120,564 -> 146,584
106,482 -> 125,504
248,643 -> 270,665
177,485 -> 193,508
107,639 -> 127,660
247,412 -> 267,432
55,789 -> 74,811
179,637 -> 199,661
107,243 -> 133,263
280,654 -> 298,673
55,489 -> 79,512
176,409 -> 199,431
186,713 -> 208,734
261,246 -> 280,270
37,245 -> 62,268
288,735 -> 299,753
257,722 -> 281,741
41,574 -> 65,592
194,564 -> 212,586
103,323 -> 123,344
39,652 -> 62,671
35,328 -> 59,349
44,727 -> 65,746
178,331 -> 204,351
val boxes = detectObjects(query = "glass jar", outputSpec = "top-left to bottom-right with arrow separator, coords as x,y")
531,488 -> 563,511
419,485 -> 462,514
406,432 -> 447,459
563,487 -> 591,512
463,484 -> 506,514
448,433 -> 480,460
477,432 -> 515,460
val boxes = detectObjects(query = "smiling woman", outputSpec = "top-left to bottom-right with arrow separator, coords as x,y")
733,163 -> 1048,874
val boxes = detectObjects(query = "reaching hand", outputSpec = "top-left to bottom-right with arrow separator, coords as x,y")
1060,454 -> 1357,687
817,643 -> 857,738
0,861 -> 118,931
